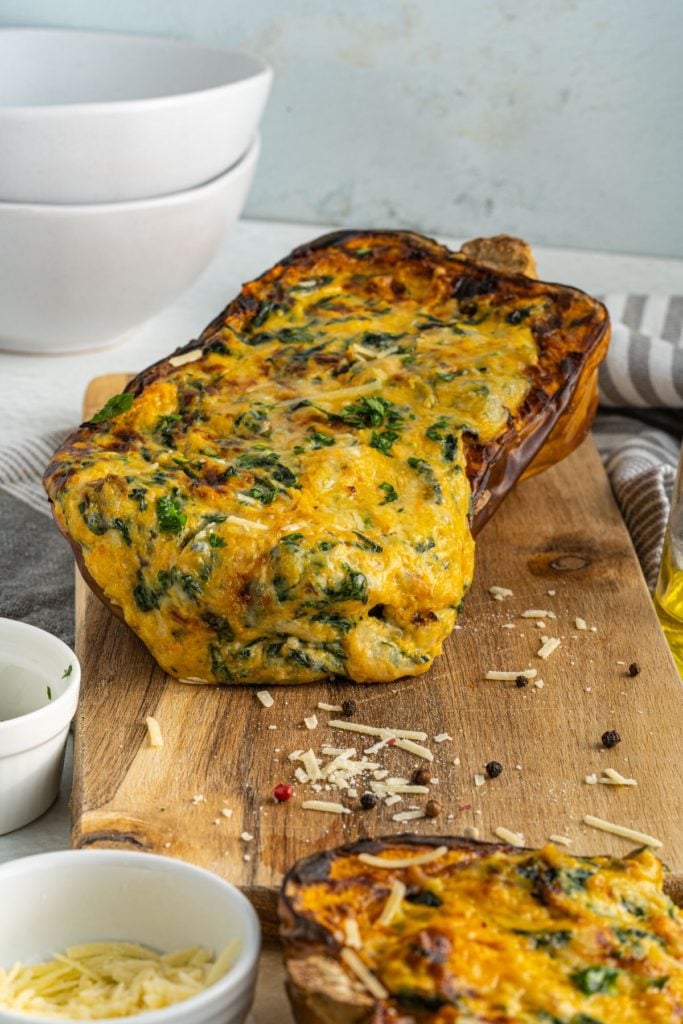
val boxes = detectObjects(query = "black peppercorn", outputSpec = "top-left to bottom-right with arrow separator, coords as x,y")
360,792 -> 377,810
341,699 -> 357,718
601,730 -> 621,748
515,675 -> 528,688
425,799 -> 442,818
628,662 -> 641,677
485,760 -> 503,778
412,767 -> 431,786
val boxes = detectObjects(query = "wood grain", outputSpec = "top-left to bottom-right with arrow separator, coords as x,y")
73,374 -> 683,928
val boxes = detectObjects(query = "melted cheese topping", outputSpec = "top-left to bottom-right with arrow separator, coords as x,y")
45,237 -> 572,685
291,843 -> 683,1023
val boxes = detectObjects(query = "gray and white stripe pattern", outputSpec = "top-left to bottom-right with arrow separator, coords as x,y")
0,430 -> 67,518
1,298 -> 681,591
598,294 -> 683,409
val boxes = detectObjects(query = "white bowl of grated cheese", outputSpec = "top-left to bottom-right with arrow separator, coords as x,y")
0,617 -> 80,836
0,850 -> 261,1023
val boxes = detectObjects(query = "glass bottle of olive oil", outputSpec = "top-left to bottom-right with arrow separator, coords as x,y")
654,457 -> 683,677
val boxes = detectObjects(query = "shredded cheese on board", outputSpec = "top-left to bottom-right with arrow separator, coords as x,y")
145,716 -> 163,748
0,940 -> 238,1019
583,814 -> 663,848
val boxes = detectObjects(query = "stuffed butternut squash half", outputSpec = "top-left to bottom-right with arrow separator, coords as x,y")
43,231 -> 609,685
279,835 -> 683,1024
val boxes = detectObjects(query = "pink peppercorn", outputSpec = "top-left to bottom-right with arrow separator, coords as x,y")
273,783 -> 293,803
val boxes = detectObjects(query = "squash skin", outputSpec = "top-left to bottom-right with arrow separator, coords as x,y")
279,834 -> 683,1024
43,231 -> 609,684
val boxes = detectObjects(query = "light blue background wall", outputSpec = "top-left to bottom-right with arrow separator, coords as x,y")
2,0 -> 681,257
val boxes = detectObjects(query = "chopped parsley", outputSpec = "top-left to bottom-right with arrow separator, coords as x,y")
90,391 -> 134,424
46,686 -> 52,700
61,665 -> 73,679
570,966 -> 620,995
156,493 -> 187,534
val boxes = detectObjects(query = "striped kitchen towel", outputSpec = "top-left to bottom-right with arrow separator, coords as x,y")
0,295 -> 680,596
591,293 -> 682,589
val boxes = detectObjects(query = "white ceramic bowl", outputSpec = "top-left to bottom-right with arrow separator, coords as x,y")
0,618 -> 80,835
0,28 -> 272,204
0,135 -> 260,354
0,850 -> 261,1024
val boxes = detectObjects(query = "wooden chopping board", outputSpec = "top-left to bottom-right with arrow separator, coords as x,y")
73,373 -> 683,928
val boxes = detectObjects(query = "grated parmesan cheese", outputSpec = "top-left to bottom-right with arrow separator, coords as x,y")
433,732 -> 452,743
599,768 -> 638,786
393,738 -> 433,761
340,947 -> 388,1000
495,827 -> 525,847
240,832 -> 254,842
317,702 -> 343,712
474,774 -> 486,787
583,814 -> 662,848
225,515 -> 269,532
301,800 -> 351,815
358,846 -> 448,869
256,690 -> 274,708
575,617 -> 587,630
376,880 -> 406,928
489,586 -> 513,600
537,637 -> 561,659
549,834 -> 572,846
301,749 -> 322,781
384,795 -> 402,807
304,714 -> 318,730
328,720 -> 428,741
168,348 -> 203,367
343,918 -> 362,950
0,940 -> 239,1019
521,609 -> 556,619
485,669 -> 537,681
392,809 -> 425,823
145,716 -> 163,748
584,773 -> 599,785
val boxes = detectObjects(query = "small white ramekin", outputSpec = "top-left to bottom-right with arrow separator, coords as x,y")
0,617 -> 80,835
0,850 -> 261,1024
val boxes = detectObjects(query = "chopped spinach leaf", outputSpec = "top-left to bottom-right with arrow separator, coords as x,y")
414,538 -> 436,553
202,612 -> 234,643
325,563 -> 368,604
208,534 -> 225,549
133,572 -> 160,612
571,966 -> 620,995
307,428 -> 335,448
281,532 -> 303,548
309,612 -> 354,633
405,889 -> 442,907
209,643 -> 233,683
352,531 -> 383,553
360,331 -> 400,350
378,482 -> 398,504
128,487 -> 147,510
112,517 -> 132,546
407,457 -> 443,503
78,499 -> 108,536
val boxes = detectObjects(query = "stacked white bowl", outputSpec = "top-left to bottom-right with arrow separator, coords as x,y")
0,29 -> 272,354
